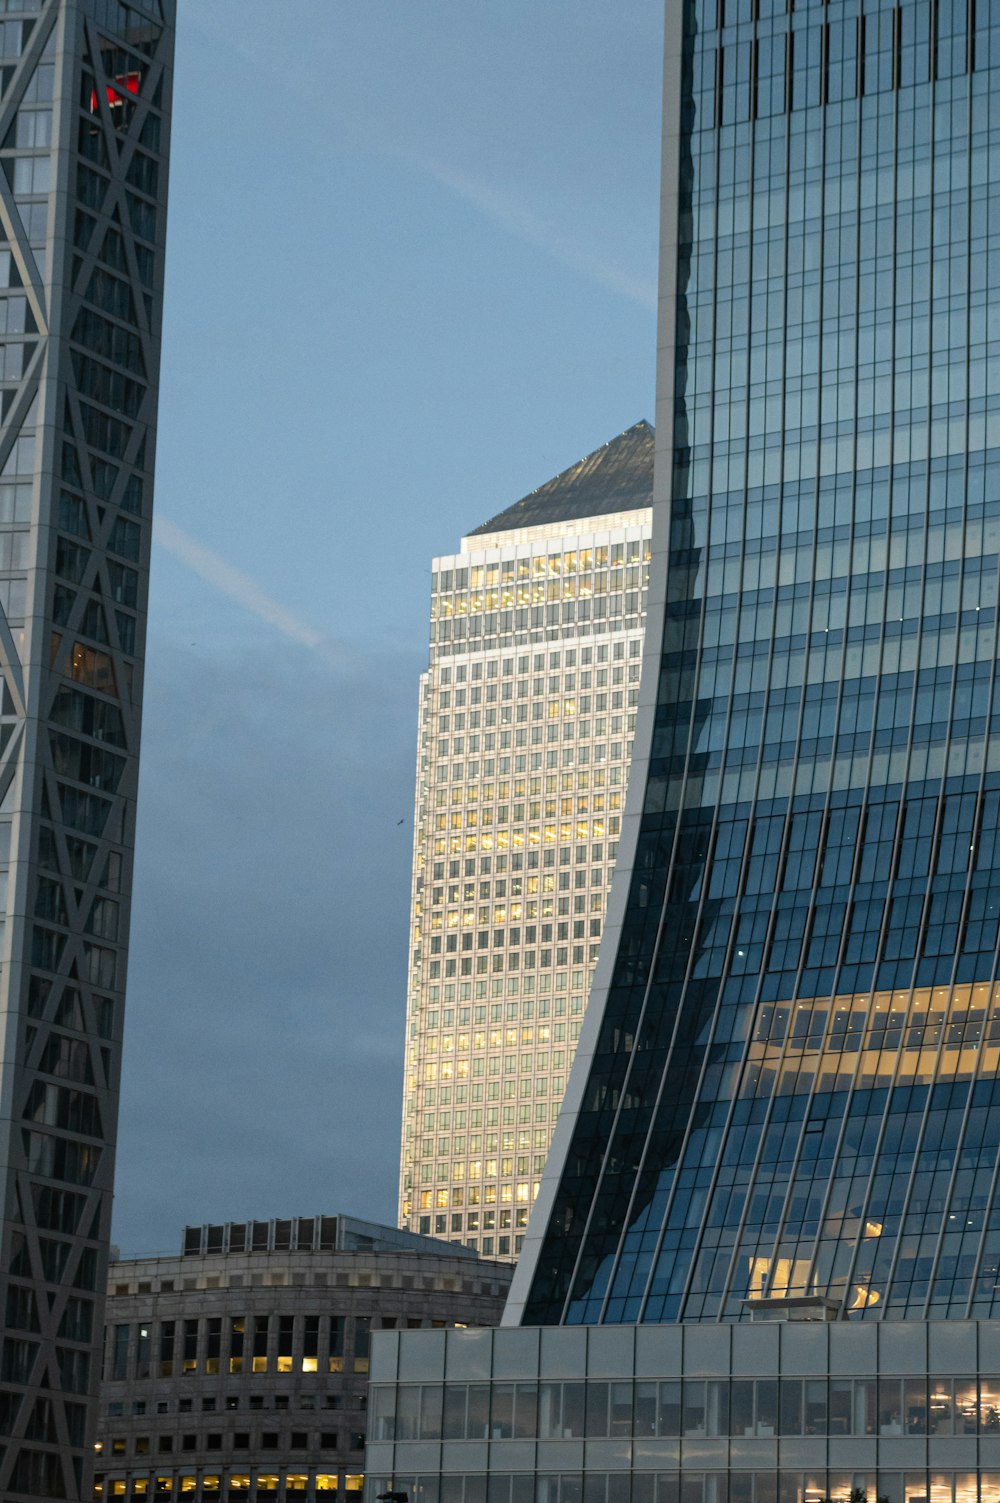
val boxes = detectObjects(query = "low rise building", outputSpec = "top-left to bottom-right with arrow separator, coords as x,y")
95,1215 -> 512,1503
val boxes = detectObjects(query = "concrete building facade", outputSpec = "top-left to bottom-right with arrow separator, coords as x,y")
94,1216 -> 512,1503
399,425 -> 654,1258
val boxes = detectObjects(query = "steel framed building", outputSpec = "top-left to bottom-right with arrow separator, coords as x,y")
0,3 -> 174,1499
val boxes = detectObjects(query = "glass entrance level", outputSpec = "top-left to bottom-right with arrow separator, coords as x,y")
365,1323 -> 1000,1503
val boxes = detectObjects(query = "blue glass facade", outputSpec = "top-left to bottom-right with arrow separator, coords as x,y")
520,0 -> 1000,1327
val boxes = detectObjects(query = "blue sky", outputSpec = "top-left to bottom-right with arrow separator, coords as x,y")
111,0 -> 663,1254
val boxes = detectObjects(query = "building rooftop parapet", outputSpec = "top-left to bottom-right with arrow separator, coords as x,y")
111,1214 -> 487,1265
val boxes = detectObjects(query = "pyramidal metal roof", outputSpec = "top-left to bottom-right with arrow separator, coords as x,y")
468,420 -> 654,537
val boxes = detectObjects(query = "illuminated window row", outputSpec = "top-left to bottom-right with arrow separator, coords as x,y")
97,1468 -> 352,1497
433,541 -> 648,592
432,577 -> 648,620
422,976 -> 591,1006
431,606 -> 644,652
434,636 -> 640,678
103,1315 -> 371,1383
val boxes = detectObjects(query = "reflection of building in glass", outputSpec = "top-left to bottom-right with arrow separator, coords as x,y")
95,1217 -> 512,1503
370,2 -> 1000,1501
0,4 -> 174,1499
399,425 -> 653,1258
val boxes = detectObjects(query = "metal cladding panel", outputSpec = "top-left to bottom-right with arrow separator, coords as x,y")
467,421 -> 655,537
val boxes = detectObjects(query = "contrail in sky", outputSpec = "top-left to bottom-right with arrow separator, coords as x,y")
409,154 -> 658,313
154,516 -> 340,662
183,4 -> 656,314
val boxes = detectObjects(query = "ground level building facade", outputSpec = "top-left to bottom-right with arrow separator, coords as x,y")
367,1323 -> 1000,1503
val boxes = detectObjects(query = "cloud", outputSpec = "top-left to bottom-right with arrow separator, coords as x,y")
154,517 -> 345,665
114,635 -> 421,1254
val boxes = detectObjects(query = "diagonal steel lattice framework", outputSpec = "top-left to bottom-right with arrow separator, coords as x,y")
0,2 -> 174,1498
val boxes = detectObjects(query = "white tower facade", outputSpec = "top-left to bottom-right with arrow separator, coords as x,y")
399,424 -> 653,1260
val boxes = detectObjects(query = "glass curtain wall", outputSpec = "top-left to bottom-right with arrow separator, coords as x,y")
524,0 -> 1000,1327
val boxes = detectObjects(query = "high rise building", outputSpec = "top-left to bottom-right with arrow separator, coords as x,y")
0,3 -> 173,1500
399,424 -> 654,1258
368,3 -> 1000,1502
514,0 -> 1000,1336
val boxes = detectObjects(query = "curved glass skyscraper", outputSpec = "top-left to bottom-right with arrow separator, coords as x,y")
511,0 -> 1000,1331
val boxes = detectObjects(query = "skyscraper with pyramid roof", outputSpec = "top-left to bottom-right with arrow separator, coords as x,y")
399,424 -> 654,1259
